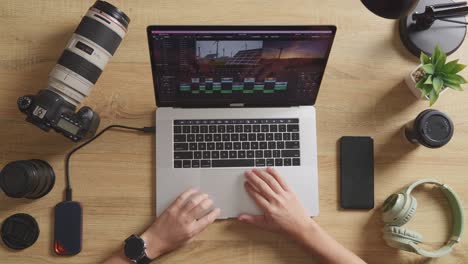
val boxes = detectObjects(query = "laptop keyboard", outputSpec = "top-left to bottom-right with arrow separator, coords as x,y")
173,119 -> 300,168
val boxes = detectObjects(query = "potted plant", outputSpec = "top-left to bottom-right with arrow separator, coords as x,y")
405,45 -> 467,106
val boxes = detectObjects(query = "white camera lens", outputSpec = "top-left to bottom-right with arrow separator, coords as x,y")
47,1 -> 130,106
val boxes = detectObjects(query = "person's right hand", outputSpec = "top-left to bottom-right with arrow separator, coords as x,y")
238,168 -> 368,264
141,188 -> 220,259
238,167 -> 313,238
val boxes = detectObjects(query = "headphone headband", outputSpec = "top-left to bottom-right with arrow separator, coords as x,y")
404,179 -> 443,194
401,179 -> 464,258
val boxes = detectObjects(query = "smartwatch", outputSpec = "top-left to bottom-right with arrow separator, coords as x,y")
124,234 -> 152,264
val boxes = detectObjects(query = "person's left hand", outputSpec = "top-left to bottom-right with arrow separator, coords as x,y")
141,188 -> 220,259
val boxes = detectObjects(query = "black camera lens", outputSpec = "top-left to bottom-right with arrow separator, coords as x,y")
22,161 -> 41,198
0,162 -> 32,198
33,160 -> 55,198
26,160 -> 51,199
0,160 -> 55,199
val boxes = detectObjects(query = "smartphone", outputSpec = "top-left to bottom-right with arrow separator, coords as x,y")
340,136 -> 374,209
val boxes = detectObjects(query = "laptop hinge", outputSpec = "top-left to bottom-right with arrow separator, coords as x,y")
171,103 -> 301,108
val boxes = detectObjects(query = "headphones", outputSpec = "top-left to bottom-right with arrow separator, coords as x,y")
381,179 -> 464,258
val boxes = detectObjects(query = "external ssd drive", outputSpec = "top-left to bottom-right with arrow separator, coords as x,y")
54,201 -> 83,255
340,136 -> 374,209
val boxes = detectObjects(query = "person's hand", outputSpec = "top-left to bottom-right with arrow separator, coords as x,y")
238,167 -> 312,238
141,189 -> 220,259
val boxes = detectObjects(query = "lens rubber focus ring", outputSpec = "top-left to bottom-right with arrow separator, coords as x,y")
57,50 -> 103,84
30,160 -> 55,199
75,16 -> 123,55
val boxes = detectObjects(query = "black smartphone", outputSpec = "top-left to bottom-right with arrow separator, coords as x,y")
340,136 -> 374,209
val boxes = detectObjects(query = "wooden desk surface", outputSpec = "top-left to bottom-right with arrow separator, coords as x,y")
1,0 -> 467,263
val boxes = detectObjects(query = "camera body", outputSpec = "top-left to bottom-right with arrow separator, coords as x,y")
17,1 -> 129,142
18,90 -> 100,141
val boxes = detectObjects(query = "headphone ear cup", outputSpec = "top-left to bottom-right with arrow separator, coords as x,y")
383,226 -> 423,252
401,228 -> 423,243
397,197 -> 417,226
382,193 -> 417,226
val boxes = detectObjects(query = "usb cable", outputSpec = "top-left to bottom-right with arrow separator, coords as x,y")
64,125 -> 156,201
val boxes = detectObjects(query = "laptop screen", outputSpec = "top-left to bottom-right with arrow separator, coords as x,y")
147,26 -> 336,107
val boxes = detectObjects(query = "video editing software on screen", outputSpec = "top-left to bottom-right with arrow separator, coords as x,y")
149,29 -> 334,105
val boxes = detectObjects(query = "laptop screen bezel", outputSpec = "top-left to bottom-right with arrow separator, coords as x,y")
146,25 -> 337,108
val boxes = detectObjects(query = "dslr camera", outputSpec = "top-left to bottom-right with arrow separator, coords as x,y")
17,1 -> 130,142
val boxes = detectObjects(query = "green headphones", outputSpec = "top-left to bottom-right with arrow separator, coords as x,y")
381,179 -> 464,258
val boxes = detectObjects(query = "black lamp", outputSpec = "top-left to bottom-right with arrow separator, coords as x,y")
361,0 -> 468,56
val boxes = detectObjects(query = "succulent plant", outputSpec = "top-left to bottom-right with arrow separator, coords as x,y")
416,44 -> 467,106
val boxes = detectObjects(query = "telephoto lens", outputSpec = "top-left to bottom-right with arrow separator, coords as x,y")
17,1 -> 130,142
0,160 -> 55,199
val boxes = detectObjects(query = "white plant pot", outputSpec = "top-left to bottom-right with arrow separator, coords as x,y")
405,64 -> 447,100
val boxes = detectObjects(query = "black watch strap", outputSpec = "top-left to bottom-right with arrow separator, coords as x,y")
137,256 -> 152,264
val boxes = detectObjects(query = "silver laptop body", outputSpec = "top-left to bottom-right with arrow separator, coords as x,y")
147,25 -> 336,218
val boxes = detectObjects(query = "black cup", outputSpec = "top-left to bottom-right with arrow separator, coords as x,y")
403,109 -> 454,148
0,160 -> 55,199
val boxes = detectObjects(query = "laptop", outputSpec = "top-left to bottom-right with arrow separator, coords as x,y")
147,25 -> 336,219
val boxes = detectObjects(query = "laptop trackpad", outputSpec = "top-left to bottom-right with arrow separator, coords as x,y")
201,169 -> 261,219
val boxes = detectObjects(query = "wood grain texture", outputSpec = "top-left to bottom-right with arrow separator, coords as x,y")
0,0 -> 467,263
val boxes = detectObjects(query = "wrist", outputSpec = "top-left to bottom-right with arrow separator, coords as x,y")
140,230 -> 168,259
290,218 -> 320,243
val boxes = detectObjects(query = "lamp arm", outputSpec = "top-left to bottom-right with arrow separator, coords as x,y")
432,6 -> 468,19
412,3 -> 468,29
432,1 -> 467,8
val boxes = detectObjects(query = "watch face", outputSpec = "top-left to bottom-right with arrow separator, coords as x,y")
124,235 -> 145,260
